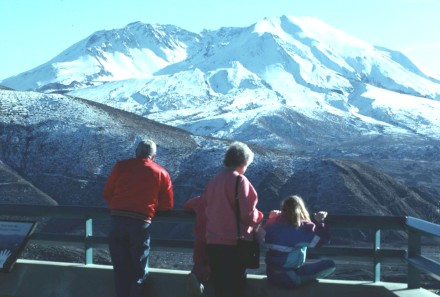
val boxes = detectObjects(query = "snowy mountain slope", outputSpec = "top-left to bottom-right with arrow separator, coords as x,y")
0,161 -> 58,205
0,89 -> 198,205
64,72 -> 440,152
1,22 -> 200,90
0,89 -> 438,222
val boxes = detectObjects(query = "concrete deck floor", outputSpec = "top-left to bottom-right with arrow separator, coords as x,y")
0,260 -> 438,297
244,278 -> 440,297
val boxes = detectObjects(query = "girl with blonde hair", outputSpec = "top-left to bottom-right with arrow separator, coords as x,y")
281,195 -> 310,226
263,195 -> 335,287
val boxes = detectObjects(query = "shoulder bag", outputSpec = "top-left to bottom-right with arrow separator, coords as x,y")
234,175 -> 260,269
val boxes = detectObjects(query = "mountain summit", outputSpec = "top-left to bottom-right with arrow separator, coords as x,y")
3,16 -> 439,96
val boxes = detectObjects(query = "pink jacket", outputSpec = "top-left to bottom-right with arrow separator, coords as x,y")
204,170 -> 263,245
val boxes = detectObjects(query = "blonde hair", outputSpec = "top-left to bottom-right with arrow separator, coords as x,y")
281,195 -> 310,227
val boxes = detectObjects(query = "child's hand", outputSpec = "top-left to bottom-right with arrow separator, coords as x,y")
313,211 -> 328,222
269,210 -> 281,219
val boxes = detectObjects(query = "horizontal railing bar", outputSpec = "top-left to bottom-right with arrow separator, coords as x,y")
30,234 -> 407,262
0,205 -> 196,222
325,215 -> 406,230
30,232 -> 197,247
0,205 -> 407,230
407,255 -> 440,281
0,208 -> 433,241
309,246 -> 407,262
0,204 -> 110,218
406,216 -> 440,238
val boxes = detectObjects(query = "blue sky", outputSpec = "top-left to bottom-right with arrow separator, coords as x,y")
1,0 -> 439,80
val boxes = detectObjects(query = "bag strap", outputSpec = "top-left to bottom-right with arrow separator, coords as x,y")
234,175 -> 242,239
234,175 -> 258,242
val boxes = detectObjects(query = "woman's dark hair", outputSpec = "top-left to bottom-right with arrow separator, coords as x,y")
223,141 -> 254,169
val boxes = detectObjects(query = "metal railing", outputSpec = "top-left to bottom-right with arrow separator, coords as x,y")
0,204 -> 439,289
406,216 -> 440,288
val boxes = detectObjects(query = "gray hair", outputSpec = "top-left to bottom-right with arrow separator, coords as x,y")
223,141 -> 254,169
135,140 -> 157,158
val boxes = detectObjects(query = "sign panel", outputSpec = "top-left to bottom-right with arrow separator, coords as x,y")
0,220 -> 37,272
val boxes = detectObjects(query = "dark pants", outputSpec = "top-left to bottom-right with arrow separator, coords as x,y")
207,244 -> 247,297
109,216 -> 151,297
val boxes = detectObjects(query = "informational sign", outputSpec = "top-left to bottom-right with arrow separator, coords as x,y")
0,220 -> 37,272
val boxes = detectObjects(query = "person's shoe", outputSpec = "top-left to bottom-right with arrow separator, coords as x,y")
187,272 -> 204,297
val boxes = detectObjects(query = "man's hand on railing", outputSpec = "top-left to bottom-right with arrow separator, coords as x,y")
0,249 -> 12,268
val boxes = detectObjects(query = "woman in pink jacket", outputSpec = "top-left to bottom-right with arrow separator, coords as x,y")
204,141 -> 264,297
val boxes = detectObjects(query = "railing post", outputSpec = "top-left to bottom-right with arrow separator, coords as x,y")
85,216 -> 93,265
373,229 -> 381,282
407,228 -> 421,288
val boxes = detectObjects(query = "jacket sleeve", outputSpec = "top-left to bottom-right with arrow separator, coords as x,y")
237,176 -> 263,226
103,163 -> 119,206
313,221 -> 331,246
303,220 -> 331,248
157,171 -> 174,211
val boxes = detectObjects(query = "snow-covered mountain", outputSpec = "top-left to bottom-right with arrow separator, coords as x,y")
1,16 -> 440,220
2,16 -> 440,154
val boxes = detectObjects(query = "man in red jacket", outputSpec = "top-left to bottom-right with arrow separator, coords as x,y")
103,139 -> 174,297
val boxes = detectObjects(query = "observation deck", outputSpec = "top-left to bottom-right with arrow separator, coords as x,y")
0,205 -> 439,297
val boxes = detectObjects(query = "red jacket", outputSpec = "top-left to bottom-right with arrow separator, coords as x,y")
103,157 -> 174,220
184,195 -> 210,282
184,195 -> 207,246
